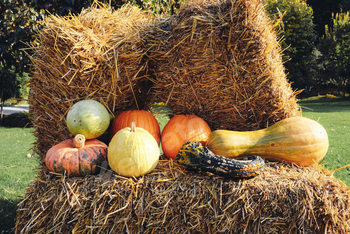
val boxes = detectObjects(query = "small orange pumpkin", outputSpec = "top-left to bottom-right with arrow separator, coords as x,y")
161,114 -> 211,160
110,110 -> 160,145
45,134 -> 108,177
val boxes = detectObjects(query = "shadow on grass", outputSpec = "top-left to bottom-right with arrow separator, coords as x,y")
0,198 -> 18,233
1,113 -> 33,128
298,97 -> 350,113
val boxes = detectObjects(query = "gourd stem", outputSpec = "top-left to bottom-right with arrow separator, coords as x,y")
131,122 -> 136,132
73,134 -> 86,148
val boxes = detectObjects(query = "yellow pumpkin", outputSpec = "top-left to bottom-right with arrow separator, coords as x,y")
108,122 -> 159,177
207,117 -> 329,166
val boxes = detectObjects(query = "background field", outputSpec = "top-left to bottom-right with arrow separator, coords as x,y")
1,96 -> 350,233
299,96 -> 350,183
0,127 -> 37,233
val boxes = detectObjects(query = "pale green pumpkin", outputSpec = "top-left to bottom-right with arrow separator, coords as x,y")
66,99 -> 110,139
108,122 -> 160,177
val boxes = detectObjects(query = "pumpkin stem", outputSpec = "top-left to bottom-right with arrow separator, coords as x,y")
131,122 -> 136,132
73,134 -> 86,148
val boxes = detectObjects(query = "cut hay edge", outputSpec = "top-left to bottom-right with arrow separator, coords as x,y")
15,159 -> 350,234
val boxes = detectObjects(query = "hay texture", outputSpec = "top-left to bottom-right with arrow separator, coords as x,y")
146,0 -> 300,131
16,160 -> 350,233
21,2 -> 349,233
29,2 -> 155,164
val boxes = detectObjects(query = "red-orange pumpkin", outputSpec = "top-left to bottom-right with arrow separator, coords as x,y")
161,114 -> 211,160
45,134 -> 108,177
110,110 -> 160,145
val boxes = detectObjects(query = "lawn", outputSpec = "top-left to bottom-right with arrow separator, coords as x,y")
0,127 -> 37,233
299,96 -> 350,185
1,96 -> 350,233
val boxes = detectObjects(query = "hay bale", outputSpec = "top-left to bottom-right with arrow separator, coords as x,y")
29,2 -> 155,164
22,2 -> 350,233
15,159 -> 350,233
146,0 -> 300,131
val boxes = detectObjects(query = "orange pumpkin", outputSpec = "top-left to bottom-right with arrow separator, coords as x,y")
45,134 -> 108,177
110,110 -> 160,145
161,114 -> 211,159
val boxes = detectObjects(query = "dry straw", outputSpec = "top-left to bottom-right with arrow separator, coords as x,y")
29,0 -> 301,165
20,1 -> 350,233
29,2 -> 155,164
16,160 -> 350,233
146,0 -> 301,131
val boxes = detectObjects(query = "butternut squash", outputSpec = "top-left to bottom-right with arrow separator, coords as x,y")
207,117 -> 329,166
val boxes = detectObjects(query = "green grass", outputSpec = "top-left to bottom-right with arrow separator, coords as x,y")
0,127 -> 38,233
1,97 -> 350,233
299,96 -> 350,185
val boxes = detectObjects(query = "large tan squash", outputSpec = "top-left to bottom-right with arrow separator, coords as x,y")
207,117 -> 329,166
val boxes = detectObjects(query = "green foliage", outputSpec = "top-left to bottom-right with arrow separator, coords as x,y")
0,1 -> 45,72
318,11 -> 350,94
16,73 -> 30,100
0,0 -> 46,106
265,0 -> 317,90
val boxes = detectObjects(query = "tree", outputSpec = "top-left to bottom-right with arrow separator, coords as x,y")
0,0 -> 47,125
318,11 -> 350,94
307,0 -> 343,36
265,0 -> 317,91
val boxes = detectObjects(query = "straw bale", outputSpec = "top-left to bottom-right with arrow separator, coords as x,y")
16,159 -> 350,233
145,0 -> 301,131
29,2 -> 155,164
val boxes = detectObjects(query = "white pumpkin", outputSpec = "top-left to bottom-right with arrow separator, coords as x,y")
108,122 -> 159,177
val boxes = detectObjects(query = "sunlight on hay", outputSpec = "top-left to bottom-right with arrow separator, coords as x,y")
29,2 -> 155,164
16,160 -> 350,233
145,0 -> 301,131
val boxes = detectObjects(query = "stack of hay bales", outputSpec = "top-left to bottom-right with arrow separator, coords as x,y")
29,2 -> 155,164
16,0 -> 350,233
146,0 -> 300,130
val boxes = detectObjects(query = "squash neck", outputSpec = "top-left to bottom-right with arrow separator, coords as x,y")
243,128 -> 267,145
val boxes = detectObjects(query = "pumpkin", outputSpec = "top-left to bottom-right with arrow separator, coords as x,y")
45,134 -> 108,177
177,141 -> 265,178
161,114 -> 211,160
67,99 -> 110,139
108,122 -> 159,177
207,117 -> 329,166
110,110 -> 160,145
